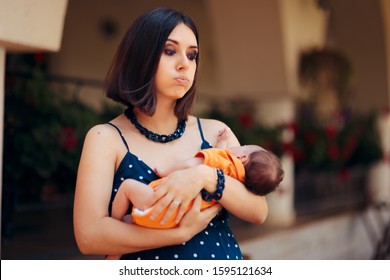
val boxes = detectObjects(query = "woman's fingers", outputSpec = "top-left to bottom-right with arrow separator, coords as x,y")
148,192 -> 173,220
191,194 -> 204,212
179,195 -> 222,234
157,197 -> 194,225
145,179 -> 169,208
174,200 -> 191,224
159,198 -> 183,225
202,203 -> 222,218
146,168 -> 206,223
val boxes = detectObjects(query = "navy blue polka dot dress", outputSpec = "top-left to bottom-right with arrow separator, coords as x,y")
107,119 -> 243,260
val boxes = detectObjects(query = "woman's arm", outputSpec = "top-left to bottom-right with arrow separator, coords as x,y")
146,119 -> 268,225
197,119 -> 268,224
73,124 -> 221,256
200,165 -> 268,224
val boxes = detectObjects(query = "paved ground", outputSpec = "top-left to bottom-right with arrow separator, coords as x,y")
1,205 -> 101,260
5,198 -> 377,260
1,201 -> 271,260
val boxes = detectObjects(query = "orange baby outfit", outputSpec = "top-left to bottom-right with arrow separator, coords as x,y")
197,148 -> 245,183
131,148 -> 245,229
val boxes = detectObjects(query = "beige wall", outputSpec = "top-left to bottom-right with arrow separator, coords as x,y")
330,0 -> 389,113
48,0 -> 389,114
0,0 -> 68,52
279,0 -> 328,96
206,0 -> 326,99
50,0 -> 326,105
206,0 -> 287,98
381,0 -> 390,107
49,0 -> 212,81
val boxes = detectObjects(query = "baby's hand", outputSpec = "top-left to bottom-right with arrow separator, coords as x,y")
218,127 -> 231,140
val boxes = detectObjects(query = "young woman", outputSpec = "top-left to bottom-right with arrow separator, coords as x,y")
73,7 -> 268,260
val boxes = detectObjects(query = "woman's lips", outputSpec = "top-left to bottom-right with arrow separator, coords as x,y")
175,77 -> 190,85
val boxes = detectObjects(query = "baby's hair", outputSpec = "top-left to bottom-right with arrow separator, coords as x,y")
244,150 -> 284,196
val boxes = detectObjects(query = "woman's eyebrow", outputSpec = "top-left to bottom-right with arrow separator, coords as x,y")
166,38 -> 198,49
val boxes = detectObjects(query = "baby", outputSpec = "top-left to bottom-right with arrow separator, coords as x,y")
105,128 -> 284,259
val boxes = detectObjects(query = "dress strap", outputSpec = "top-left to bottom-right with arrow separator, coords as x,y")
107,123 -> 129,151
196,118 -> 212,149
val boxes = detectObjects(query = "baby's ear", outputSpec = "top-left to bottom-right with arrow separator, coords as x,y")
238,154 -> 249,165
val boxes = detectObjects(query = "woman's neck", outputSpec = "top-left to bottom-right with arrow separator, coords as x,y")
133,106 -> 179,135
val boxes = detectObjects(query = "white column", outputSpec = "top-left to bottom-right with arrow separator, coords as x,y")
265,153 -> 296,227
368,111 -> 390,206
256,97 -> 297,226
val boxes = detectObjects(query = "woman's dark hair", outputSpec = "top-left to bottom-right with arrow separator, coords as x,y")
105,7 -> 199,121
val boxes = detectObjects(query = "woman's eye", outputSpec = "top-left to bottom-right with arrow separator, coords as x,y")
187,51 -> 198,61
164,48 -> 176,56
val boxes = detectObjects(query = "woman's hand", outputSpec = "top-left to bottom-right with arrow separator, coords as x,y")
146,165 -> 212,224
178,195 -> 222,239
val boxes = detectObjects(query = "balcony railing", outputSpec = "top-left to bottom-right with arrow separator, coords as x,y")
294,166 -> 368,216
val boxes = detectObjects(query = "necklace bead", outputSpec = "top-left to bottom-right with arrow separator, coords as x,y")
124,108 -> 186,143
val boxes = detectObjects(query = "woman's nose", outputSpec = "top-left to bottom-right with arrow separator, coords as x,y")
176,52 -> 189,71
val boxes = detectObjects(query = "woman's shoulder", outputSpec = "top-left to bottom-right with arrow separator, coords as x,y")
189,115 -> 239,146
192,116 -> 228,131
84,122 -> 123,148
195,117 -> 232,139
86,114 -> 125,137
87,123 -> 118,137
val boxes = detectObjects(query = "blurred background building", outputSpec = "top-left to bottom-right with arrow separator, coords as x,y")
1,0 -> 389,259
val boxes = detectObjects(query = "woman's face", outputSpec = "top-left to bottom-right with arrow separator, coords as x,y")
154,23 -> 198,102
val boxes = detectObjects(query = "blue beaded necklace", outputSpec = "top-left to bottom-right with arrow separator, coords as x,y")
124,108 -> 186,143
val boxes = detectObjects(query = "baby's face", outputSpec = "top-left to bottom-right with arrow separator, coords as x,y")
229,145 -> 264,157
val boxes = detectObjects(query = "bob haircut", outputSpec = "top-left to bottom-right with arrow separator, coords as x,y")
105,7 -> 200,121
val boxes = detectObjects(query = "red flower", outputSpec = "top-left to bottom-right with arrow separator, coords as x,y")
59,127 -> 78,151
34,52 -> 46,64
284,122 -> 297,133
292,147 -> 305,163
239,112 -> 253,127
304,131 -> 317,145
324,125 -> 338,140
338,168 -> 350,182
341,137 -> 358,161
327,145 -> 340,161
282,142 -> 295,156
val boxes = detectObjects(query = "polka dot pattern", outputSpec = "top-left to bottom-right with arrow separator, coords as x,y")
122,210 -> 243,260
108,121 -> 244,260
